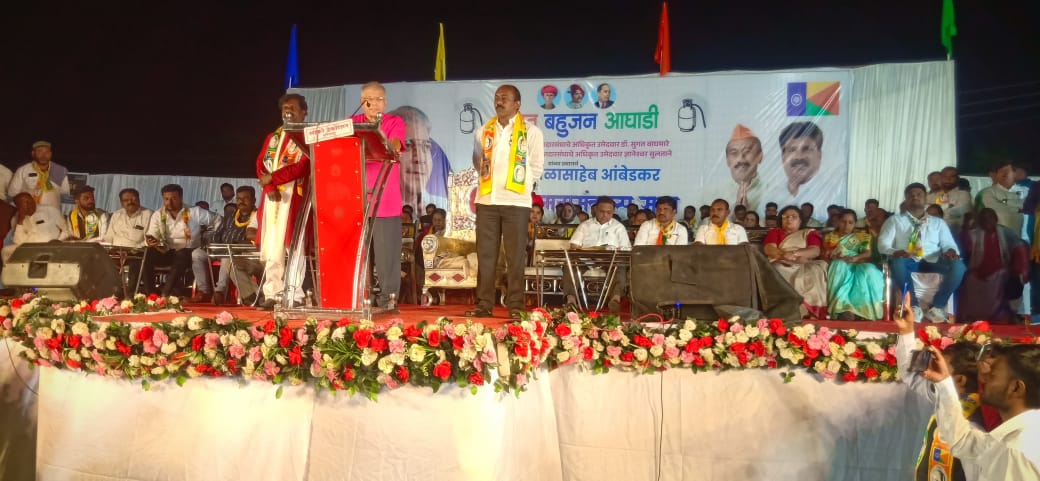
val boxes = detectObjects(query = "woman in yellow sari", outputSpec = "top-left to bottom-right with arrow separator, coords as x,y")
822,209 -> 884,320
764,205 -> 828,318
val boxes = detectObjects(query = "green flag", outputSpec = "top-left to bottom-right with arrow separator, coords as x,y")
941,0 -> 957,58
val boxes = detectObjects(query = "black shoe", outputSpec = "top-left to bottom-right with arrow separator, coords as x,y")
241,293 -> 257,306
464,308 -> 493,318
509,309 -> 524,321
256,299 -> 277,311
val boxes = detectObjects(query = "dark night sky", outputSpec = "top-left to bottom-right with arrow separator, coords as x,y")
3,0 -> 1038,178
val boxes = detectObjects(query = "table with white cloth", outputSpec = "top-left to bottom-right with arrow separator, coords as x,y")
21,347 -> 933,481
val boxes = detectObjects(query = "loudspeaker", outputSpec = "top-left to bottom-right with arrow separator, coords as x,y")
2,242 -> 122,301
629,244 -> 803,323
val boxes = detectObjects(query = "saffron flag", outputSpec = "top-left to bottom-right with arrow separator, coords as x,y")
941,0 -> 957,59
653,2 -> 670,76
285,24 -> 299,89
434,23 -> 446,81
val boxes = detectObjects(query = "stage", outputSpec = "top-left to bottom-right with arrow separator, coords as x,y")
1,294 -> 1036,481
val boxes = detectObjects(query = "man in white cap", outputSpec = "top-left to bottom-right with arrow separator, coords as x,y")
8,140 -> 70,209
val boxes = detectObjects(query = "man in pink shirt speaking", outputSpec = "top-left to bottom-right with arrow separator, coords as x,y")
350,81 -> 406,310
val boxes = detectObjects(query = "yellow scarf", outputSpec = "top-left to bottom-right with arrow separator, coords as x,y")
69,208 -> 100,239
32,162 -> 52,203
713,220 -> 730,245
479,114 -> 527,196
656,220 -> 675,245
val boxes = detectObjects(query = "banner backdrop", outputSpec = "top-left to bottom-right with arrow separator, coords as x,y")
293,69 -> 853,223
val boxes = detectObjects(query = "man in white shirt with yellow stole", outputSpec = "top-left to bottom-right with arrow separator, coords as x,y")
140,184 -> 218,297
694,198 -> 749,245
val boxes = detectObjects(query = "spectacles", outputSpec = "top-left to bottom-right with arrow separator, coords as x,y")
362,97 -> 386,103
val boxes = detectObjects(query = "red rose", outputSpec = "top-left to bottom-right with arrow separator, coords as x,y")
403,325 -> 422,342
147,293 -> 159,302
768,318 -> 786,336
802,358 -> 812,367
865,367 -> 879,379
469,371 -> 485,386
507,325 -> 524,338
396,365 -> 410,383
343,366 -> 355,381
767,359 -> 777,368
288,345 -> 303,365
736,351 -> 749,365
452,335 -> 465,350
589,311 -> 599,319
66,357 -> 82,369
729,342 -> 746,353
10,299 -> 23,309
620,352 -> 635,362
433,361 -> 452,381
514,342 -> 529,357
67,334 -> 82,349
89,300 -> 100,311
427,329 -> 441,346
634,335 -> 653,348
45,335 -> 62,350
263,320 -> 276,334
843,372 -> 858,382
717,319 -> 729,331
191,335 -> 203,352
831,334 -> 846,346
555,323 -> 572,337
805,348 -> 820,359
226,359 -> 238,371
684,340 -> 698,353
693,354 -> 705,366
603,359 -> 613,367
885,353 -> 897,366
534,322 -> 545,336
583,347 -> 594,361
116,341 -> 132,356
371,337 -> 388,353
353,329 -> 372,348
749,341 -> 766,357
136,326 -> 155,343
970,320 -> 991,332
699,336 -> 714,349
850,349 -> 864,359
336,317 -> 353,327
540,338 -> 551,354
278,327 -> 293,348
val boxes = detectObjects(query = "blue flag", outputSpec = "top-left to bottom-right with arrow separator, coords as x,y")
285,24 -> 299,89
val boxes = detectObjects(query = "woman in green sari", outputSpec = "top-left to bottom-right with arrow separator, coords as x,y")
822,209 -> 884,320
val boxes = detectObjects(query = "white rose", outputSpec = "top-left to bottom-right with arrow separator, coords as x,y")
316,327 -> 330,342
866,342 -> 883,356
880,371 -> 893,381
634,348 -> 648,362
360,349 -> 378,366
24,349 -> 37,360
453,324 -> 467,337
664,336 -> 678,348
520,320 -> 532,331
556,351 -> 571,363
735,332 -> 749,343
37,349 -> 48,360
261,345 -> 271,357
814,360 -> 828,372
331,327 -> 346,340
745,327 -> 761,338
120,300 -> 134,311
128,355 -> 141,367
168,296 -> 180,305
678,329 -> 693,342
649,345 -> 664,357
263,335 -> 277,347
187,366 -> 201,378
845,358 -> 859,370
161,343 -> 177,355
171,317 -> 187,329
235,330 -> 251,345
0,305 -> 9,317
79,347 -> 90,358
792,326 -> 811,340
275,354 -> 287,364
724,332 -> 736,344
843,343 -> 857,355
67,351 -> 82,362
377,356 -> 394,374
620,336 -> 630,347
140,356 -> 155,366
151,366 -> 166,376
37,327 -> 54,339
593,340 -> 605,352
683,320 -> 696,331
359,319 -> 375,330
386,326 -> 402,341
176,336 -> 189,347
71,322 -> 89,336
105,339 -> 117,350
562,338 -> 574,351
724,353 -> 740,367
827,360 -> 842,373
187,316 -> 204,331
775,339 -> 788,349
389,353 -> 406,365
408,344 -> 426,363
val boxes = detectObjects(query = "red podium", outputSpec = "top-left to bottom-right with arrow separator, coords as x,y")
281,120 -> 396,319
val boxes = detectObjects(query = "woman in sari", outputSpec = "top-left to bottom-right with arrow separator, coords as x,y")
822,209 -> 884,320
764,205 -> 829,318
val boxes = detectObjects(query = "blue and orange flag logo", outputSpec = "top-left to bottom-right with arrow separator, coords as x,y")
787,82 -> 840,116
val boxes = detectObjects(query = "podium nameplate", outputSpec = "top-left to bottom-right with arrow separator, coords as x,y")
304,119 -> 355,144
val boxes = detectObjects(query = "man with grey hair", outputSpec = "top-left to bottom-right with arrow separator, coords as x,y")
388,105 -> 451,213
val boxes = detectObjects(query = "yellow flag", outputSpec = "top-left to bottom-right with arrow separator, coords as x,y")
434,23 -> 446,81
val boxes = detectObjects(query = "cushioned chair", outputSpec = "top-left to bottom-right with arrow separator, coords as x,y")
419,169 -> 479,306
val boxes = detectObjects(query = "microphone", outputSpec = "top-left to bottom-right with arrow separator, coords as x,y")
348,100 -> 366,118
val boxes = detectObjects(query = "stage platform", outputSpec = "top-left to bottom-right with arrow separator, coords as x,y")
95,301 -> 1039,339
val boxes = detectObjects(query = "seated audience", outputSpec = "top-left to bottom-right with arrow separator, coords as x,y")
928,166 -> 974,233
800,202 -> 824,228
682,205 -> 697,226
764,202 -> 778,218
141,184 -> 219,297
631,209 -> 651,227
424,203 -> 437,217
634,196 -> 688,246
207,186 -> 260,305
565,196 -> 631,312
1,192 -> 68,263
215,183 -> 235,211
622,203 -> 639,227
743,211 -> 760,228
694,198 -> 748,245
926,171 -> 942,196
66,184 -> 108,242
733,204 -> 748,225
919,342 -> 1040,480
103,188 -> 153,294
698,204 -> 710,227
878,182 -> 964,323
958,208 -> 1029,324
977,161 -> 1025,235
865,208 -> 890,265
857,198 -> 880,228
764,214 -> 779,229
764,205 -> 828,318
822,209 -> 883,320
927,204 -> 944,219
557,202 -> 580,225
577,211 -> 589,223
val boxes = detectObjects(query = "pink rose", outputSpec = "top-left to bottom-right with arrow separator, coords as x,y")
757,318 -> 768,330
939,337 -> 955,350
81,334 -> 93,348
680,351 -> 696,364
263,360 -> 280,377
229,344 -> 246,359
248,325 -> 264,341
820,369 -> 836,380
480,347 -> 497,364
249,346 -> 263,363
91,350 -> 104,363
515,373 -> 527,387
316,319 -> 332,332
389,339 -> 406,354
729,323 -> 743,334
92,331 -> 107,345
494,328 -> 508,341
664,346 -> 680,359
606,346 -> 622,358
215,311 -> 235,326
565,311 -> 581,323
1,319 -> 11,330
152,330 -> 169,347
143,341 -> 159,355
156,357 -> 169,366
33,337 -> 47,351
652,333 -> 666,346
608,329 -> 623,342
296,328 -> 310,345
204,332 -> 220,349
